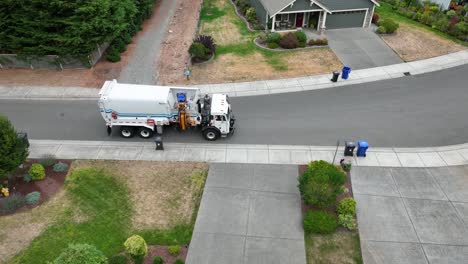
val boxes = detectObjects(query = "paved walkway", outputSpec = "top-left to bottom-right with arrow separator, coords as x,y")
118,0 -> 178,84
1,50 -> 466,99
353,166 -> 468,264
28,140 -> 468,166
325,28 -> 403,69
186,164 -> 306,264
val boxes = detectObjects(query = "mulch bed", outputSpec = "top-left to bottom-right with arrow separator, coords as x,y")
143,245 -> 188,264
0,159 -> 71,216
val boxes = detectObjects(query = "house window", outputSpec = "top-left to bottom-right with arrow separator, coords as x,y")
282,13 -> 289,21
276,14 -> 281,21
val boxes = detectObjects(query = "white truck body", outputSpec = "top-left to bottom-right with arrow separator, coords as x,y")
98,80 -> 235,141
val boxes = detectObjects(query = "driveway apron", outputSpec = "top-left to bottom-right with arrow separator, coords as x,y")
186,163 -> 306,264
326,28 -> 403,70
352,166 -> 468,264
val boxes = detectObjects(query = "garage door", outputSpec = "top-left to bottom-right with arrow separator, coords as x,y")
326,10 -> 367,29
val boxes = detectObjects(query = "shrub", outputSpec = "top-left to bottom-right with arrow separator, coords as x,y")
245,7 -> 257,22
168,245 -> 181,256
106,47 -> 121,62
153,256 -> 164,264
0,115 -> 29,180
303,210 -> 338,234
317,38 -> 328,45
253,24 -> 264,30
279,32 -> 298,49
124,235 -> 148,261
294,31 -> 307,44
267,42 -> 279,49
189,42 -> 209,60
23,173 -> 32,183
298,160 -> 345,208
338,214 -> 357,230
174,260 -> 184,264
372,13 -> 379,24
109,255 -> 127,264
298,42 -> 306,48
53,244 -> 107,264
340,161 -> 352,172
0,193 -> 25,213
380,19 -> 399,33
53,162 -> 69,172
29,163 -> 46,181
337,197 -> 356,216
39,153 -> 56,167
25,191 -> 41,205
377,25 -> 387,34
193,35 -> 216,55
113,38 -> 127,53
266,32 -> 281,44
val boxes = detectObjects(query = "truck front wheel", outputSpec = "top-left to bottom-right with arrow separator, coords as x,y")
203,128 -> 220,141
120,127 -> 135,138
138,127 -> 154,139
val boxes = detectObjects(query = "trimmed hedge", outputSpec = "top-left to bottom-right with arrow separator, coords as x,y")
29,163 -> 46,181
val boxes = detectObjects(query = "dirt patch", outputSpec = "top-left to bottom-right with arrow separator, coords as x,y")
157,0 -> 202,85
71,160 -> 208,230
381,24 -> 466,61
144,245 -> 188,264
0,1 -> 164,88
186,49 -> 341,85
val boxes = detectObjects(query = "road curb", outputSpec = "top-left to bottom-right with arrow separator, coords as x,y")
28,139 -> 468,167
1,50 -> 466,100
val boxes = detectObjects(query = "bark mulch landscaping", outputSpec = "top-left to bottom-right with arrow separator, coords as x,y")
144,245 -> 188,264
0,159 -> 71,215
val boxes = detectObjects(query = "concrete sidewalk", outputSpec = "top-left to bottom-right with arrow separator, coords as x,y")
1,50 -> 466,100
28,139 -> 468,167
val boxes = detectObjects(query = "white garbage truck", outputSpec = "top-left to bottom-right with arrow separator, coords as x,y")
98,80 -> 235,141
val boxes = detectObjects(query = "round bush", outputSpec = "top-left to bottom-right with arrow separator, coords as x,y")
124,235 -> 148,260
109,255 -> 127,264
25,191 -> 41,205
153,256 -> 164,264
267,42 -> 279,49
53,162 -> 69,172
294,31 -> 307,44
380,19 -> 399,33
303,210 -> 338,234
189,42 -> 209,61
23,173 -> 32,183
168,245 -> 181,256
29,163 -> 45,181
372,13 -> 379,24
266,32 -> 281,44
298,160 -> 345,208
377,26 -> 387,34
245,7 -> 257,22
106,47 -> 121,62
39,153 -> 56,167
53,244 -> 107,264
0,193 -> 25,214
337,197 -> 356,216
338,214 -> 357,230
279,32 -> 298,49
113,38 -> 127,53
174,260 -> 184,264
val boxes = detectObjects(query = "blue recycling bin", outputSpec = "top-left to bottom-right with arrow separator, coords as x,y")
357,141 -> 368,157
341,66 -> 351,80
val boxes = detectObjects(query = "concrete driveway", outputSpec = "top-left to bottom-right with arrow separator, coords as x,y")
186,164 -> 306,264
352,166 -> 468,264
326,28 -> 403,70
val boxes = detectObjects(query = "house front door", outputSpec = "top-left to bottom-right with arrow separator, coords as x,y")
296,13 -> 304,27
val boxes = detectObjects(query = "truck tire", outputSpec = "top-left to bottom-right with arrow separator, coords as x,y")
138,127 -> 154,139
120,127 -> 135,138
203,128 -> 220,141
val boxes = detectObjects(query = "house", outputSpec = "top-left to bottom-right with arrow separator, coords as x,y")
250,0 -> 380,31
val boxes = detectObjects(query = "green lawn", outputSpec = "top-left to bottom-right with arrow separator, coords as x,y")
305,230 -> 363,264
10,165 -> 201,263
376,2 -> 467,47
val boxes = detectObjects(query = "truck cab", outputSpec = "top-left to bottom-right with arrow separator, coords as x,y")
201,94 -> 235,141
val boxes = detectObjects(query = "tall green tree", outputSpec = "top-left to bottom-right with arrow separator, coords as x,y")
0,115 -> 29,179
0,0 -> 137,60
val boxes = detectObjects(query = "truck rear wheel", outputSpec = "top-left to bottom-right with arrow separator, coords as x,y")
138,127 -> 154,139
120,127 -> 135,138
203,128 -> 219,141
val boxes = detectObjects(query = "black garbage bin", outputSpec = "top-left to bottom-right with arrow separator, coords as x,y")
155,136 -> 164,150
16,132 -> 29,147
331,71 -> 340,82
344,141 -> 355,156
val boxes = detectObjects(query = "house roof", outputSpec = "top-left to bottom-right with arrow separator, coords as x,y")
261,0 -> 379,16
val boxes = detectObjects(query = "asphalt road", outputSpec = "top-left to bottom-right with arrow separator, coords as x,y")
1,65 -> 467,147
